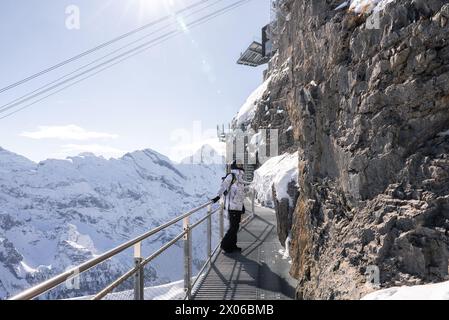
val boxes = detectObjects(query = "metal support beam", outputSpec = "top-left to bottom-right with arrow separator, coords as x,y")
134,242 -> 144,300
219,202 -> 224,240
207,205 -> 212,260
183,217 -> 192,299
134,258 -> 144,300
251,189 -> 256,215
10,201 -> 214,301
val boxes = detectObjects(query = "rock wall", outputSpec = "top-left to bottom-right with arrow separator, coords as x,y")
245,51 -> 300,248
267,0 -> 449,299
251,57 -> 298,156
273,180 -> 300,245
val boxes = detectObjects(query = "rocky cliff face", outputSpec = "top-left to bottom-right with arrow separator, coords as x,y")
237,47 -> 300,248
263,0 -> 449,299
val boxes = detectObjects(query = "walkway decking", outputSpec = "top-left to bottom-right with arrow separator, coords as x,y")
193,204 -> 296,300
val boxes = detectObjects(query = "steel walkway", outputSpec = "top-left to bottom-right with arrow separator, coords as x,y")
10,191 -> 296,301
193,204 -> 296,300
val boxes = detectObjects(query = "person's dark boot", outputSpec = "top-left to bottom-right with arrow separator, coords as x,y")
222,246 -> 241,254
221,245 -> 232,254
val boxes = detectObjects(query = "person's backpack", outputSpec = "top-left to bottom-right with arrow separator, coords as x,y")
222,173 -> 236,196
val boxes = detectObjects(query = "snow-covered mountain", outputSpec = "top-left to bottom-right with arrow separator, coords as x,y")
0,146 -> 224,299
180,144 -> 225,165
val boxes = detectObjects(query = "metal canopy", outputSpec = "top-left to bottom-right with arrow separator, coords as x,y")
237,41 -> 270,67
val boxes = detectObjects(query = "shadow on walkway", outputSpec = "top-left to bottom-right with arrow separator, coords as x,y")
193,206 -> 296,300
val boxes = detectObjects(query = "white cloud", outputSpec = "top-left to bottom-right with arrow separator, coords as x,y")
55,144 -> 126,159
20,125 -> 118,141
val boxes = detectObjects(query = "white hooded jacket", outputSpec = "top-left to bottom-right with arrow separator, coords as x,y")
217,169 -> 246,212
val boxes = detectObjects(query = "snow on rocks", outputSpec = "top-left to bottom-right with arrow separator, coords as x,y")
362,280 -> 449,300
335,1 -> 349,11
73,279 -> 187,300
349,0 -> 396,14
251,152 -> 299,207
233,76 -> 271,129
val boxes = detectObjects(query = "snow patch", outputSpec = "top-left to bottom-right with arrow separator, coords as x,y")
349,0 -> 396,14
251,152 -> 299,207
438,129 -> 449,137
72,279 -> 189,300
65,224 -> 97,253
64,241 -> 88,251
20,261 -> 39,274
362,281 -> 449,300
104,279 -> 187,300
335,1 -> 349,10
233,77 -> 271,128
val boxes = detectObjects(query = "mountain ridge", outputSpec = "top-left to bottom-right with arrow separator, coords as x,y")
0,145 -> 224,299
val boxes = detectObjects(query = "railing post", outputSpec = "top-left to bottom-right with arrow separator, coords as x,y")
207,205 -> 212,259
219,202 -> 224,240
183,217 -> 192,299
251,188 -> 256,216
134,242 -> 144,300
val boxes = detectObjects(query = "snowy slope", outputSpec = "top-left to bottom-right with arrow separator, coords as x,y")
71,279 -> 187,300
251,152 -> 299,207
362,281 -> 449,300
0,146 -> 224,299
232,77 -> 271,129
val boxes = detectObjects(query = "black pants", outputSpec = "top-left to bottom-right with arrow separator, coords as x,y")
221,210 -> 242,251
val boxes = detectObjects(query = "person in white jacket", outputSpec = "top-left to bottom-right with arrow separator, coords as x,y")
212,161 -> 246,254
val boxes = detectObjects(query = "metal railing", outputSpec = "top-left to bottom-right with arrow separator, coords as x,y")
9,189 -> 256,301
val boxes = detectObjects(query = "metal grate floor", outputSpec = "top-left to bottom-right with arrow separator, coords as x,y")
193,205 -> 296,300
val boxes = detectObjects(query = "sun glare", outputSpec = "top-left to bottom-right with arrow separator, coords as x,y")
126,0 -> 192,33
128,0 -> 180,22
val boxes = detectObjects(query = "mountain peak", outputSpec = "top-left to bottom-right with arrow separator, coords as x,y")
0,146 -> 36,167
181,144 -> 225,165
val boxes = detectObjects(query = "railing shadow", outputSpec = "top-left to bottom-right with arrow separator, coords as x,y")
194,205 -> 295,300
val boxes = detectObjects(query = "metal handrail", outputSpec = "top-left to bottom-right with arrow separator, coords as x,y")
94,191 -> 256,300
9,201 -> 214,300
190,189 -> 256,298
10,186 -> 258,301
190,241 -> 221,296
92,207 -> 221,300
241,188 -> 256,227
93,232 -> 185,300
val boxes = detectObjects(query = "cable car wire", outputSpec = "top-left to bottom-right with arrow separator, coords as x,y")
0,0 -> 246,116
0,0 -> 254,120
0,0 -> 226,113
0,0 -> 211,95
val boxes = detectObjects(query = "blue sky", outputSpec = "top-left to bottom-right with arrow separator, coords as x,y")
0,0 -> 269,162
